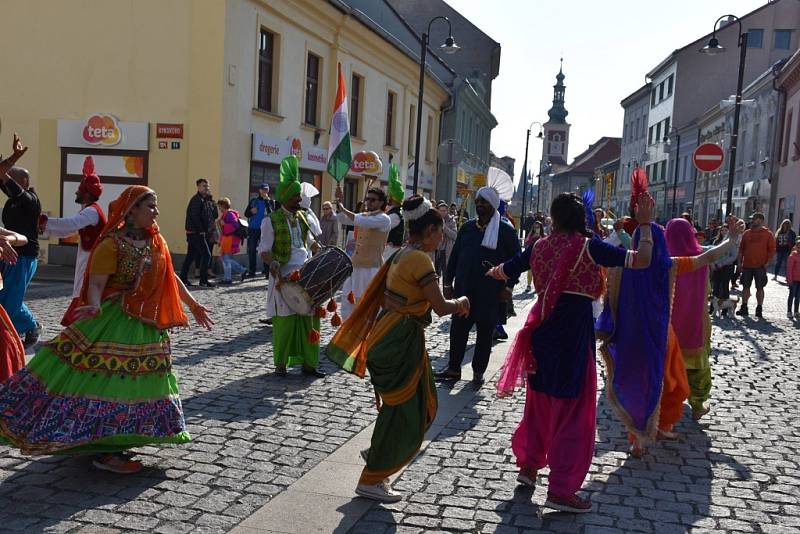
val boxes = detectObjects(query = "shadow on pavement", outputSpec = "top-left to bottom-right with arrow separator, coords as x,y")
181,370 -> 323,422
173,327 -> 269,368
0,456 -> 166,531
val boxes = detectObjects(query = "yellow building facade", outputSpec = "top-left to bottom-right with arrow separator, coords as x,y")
0,0 -> 449,260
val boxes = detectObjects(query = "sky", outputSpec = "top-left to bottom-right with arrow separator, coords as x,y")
445,0 -> 766,186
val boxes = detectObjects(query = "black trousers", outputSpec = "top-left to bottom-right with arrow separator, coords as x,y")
179,233 -> 211,283
711,264 -> 734,300
448,315 -> 495,376
247,227 -> 266,275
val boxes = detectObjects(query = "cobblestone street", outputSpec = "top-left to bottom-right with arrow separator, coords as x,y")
1,276 -> 798,533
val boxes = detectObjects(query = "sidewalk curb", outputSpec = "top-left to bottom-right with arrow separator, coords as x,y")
229,296 -> 535,534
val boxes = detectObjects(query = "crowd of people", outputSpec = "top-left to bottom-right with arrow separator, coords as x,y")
0,137 -> 798,514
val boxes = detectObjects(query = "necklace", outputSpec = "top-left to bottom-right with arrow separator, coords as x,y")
124,227 -> 147,241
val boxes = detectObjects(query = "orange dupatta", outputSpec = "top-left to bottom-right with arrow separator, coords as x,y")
70,185 -> 188,330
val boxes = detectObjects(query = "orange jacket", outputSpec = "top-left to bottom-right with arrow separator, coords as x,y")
738,227 -> 776,269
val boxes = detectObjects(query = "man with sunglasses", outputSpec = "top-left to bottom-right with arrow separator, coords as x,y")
437,186 -> 520,385
335,187 -> 392,319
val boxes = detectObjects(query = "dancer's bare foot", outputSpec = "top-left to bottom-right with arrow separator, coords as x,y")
657,429 -> 679,440
629,442 -> 644,458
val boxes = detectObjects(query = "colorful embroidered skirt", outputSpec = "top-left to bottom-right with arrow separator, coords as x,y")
0,300 -> 190,455
0,303 -> 25,382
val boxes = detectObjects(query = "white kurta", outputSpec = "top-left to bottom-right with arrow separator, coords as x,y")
338,212 -> 392,319
382,211 -> 403,261
258,212 -> 313,318
44,206 -> 101,298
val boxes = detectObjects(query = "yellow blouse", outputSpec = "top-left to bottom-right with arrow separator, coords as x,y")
385,249 -> 438,309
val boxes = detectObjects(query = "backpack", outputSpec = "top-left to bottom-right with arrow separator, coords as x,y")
228,210 -> 249,240
234,218 -> 249,240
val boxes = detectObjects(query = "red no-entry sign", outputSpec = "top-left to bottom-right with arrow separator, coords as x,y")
693,143 -> 725,173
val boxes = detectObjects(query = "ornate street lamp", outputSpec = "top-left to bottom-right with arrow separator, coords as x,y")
412,16 -> 459,194
664,127 -> 681,218
700,14 -> 748,216
519,121 -> 544,237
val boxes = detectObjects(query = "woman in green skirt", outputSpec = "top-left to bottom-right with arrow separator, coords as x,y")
0,185 -> 212,474
327,195 -> 469,502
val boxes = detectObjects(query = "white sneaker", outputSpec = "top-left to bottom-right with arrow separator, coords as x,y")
355,481 -> 402,503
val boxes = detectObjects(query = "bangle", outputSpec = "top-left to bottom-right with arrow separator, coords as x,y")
189,302 -> 201,313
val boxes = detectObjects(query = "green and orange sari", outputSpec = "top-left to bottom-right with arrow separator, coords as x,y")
327,249 -> 438,485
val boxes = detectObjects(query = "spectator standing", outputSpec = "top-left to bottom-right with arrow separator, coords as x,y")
244,183 -> 276,277
179,178 -> 215,287
786,238 -> 800,319
318,201 -> 339,247
435,202 -> 457,278
703,218 -> 720,246
204,192 -> 220,279
217,197 -> 247,285
710,218 -> 741,317
0,134 -> 42,346
736,212 -> 776,318
773,219 -> 797,280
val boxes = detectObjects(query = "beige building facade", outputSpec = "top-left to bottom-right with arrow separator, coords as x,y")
0,0 -> 449,261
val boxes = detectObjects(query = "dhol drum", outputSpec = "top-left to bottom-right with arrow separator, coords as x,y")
280,246 -> 353,315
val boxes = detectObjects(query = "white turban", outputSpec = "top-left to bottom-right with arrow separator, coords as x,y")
476,186 -> 500,210
476,186 -> 501,250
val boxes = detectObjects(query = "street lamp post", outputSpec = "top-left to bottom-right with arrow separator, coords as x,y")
665,127 -> 681,218
700,14 -> 748,217
519,121 -> 543,237
412,16 -> 459,194
536,161 -> 551,215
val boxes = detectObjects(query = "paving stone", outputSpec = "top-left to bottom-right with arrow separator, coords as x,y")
8,281 -> 800,533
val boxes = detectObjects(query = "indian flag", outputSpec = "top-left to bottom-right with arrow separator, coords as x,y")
327,63 -> 352,182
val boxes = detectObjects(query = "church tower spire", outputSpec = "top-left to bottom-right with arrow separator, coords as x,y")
547,58 -> 569,124
540,59 -> 572,212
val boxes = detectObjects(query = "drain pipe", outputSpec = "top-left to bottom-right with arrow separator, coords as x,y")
768,60 -> 787,229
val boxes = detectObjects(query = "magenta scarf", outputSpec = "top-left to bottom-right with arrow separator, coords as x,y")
665,218 -> 707,351
496,232 -> 586,397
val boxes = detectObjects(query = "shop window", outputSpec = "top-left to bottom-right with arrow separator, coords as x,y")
258,29 -> 276,112
385,91 -> 395,147
304,53 -> 321,126
300,170 -> 322,214
59,148 -> 148,243
343,178 -> 358,212
249,162 -> 280,199
350,73 -> 363,138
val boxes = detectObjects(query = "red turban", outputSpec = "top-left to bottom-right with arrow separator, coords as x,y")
78,156 -> 103,199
